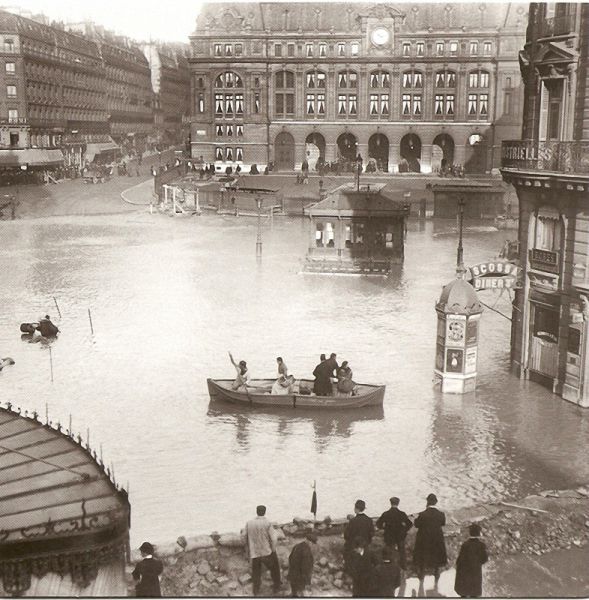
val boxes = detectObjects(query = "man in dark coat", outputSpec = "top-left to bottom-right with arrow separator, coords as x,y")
348,536 -> 378,598
374,546 -> 401,597
454,523 -> 488,598
325,353 -> 339,378
288,530 -> 317,597
132,542 -> 163,597
37,314 -> 59,338
413,493 -> 447,585
312,354 -> 332,396
344,500 -> 374,572
376,496 -> 413,570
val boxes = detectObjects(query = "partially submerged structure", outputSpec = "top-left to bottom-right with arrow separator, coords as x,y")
0,405 -> 130,596
304,183 -> 410,274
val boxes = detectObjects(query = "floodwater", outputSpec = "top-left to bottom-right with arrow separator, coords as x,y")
1,210 -> 588,547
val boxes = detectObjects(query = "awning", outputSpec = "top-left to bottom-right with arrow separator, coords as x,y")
0,149 -> 64,167
85,141 -> 120,163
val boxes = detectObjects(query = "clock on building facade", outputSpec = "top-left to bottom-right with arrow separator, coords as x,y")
370,27 -> 390,46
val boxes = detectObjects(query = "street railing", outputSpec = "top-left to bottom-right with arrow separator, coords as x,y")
501,140 -> 589,175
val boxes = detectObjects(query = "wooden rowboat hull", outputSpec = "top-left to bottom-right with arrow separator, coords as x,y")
207,378 -> 385,409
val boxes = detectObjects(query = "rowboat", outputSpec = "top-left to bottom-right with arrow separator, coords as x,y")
207,378 -> 385,409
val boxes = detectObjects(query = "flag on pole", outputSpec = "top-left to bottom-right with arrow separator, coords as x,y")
310,480 -> 317,519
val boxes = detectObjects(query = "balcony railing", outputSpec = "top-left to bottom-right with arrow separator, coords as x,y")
538,14 -> 576,38
502,140 -> 589,175
0,117 -> 28,125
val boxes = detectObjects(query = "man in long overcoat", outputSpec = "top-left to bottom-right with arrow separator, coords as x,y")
344,500 -> 374,572
413,493 -> 447,584
288,531 -> 317,597
132,542 -> 163,597
376,496 -> 413,570
348,537 -> 378,597
313,354 -> 332,396
454,524 -> 488,598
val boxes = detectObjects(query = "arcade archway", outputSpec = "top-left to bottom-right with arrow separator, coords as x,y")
337,133 -> 358,162
274,131 -> 295,171
465,133 -> 488,174
368,133 -> 389,172
400,134 -> 421,173
433,134 -> 455,171
305,132 -> 326,170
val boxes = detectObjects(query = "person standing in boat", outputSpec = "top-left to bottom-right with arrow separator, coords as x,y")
313,354 -> 331,396
229,351 -> 250,392
276,357 -> 288,377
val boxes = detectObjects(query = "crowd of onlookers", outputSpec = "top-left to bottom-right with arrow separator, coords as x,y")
133,493 -> 489,598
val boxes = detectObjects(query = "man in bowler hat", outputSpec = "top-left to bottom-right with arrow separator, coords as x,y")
343,500 -> 374,572
413,493 -> 447,586
132,542 -> 163,597
454,523 -> 488,598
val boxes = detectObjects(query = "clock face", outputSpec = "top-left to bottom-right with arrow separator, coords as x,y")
371,27 -> 390,46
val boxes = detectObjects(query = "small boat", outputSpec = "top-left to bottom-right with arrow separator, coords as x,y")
207,378 -> 385,409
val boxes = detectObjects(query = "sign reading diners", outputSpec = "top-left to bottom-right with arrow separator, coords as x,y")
467,261 -> 522,290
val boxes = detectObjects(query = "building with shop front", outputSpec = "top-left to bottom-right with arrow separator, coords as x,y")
188,2 -> 526,174
500,2 -> 589,407
303,182 -> 410,274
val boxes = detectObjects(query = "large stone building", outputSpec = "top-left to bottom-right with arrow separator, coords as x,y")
188,2 -> 526,174
501,3 -> 589,407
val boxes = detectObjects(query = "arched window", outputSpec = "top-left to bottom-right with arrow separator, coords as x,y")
306,70 -> 326,117
468,70 -> 490,89
275,70 -> 295,117
402,70 -> 423,89
214,71 -> 244,118
370,70 -> 390,88
435,69 -> 456,88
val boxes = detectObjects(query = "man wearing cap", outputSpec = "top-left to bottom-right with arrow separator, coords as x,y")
287,530 -> 317,597
376,497 -> 413,570
454,523 -> 488,598
132,542 -> 163,597
413,493 -> 447,586
343,500 -> 374,572
244,505 -> 281,596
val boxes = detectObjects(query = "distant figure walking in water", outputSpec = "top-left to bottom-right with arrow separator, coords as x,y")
413,493 -> 447,587
37,315 -> 59,338
454,523 -> 488,598
244,505 -> 281,596
229,351 -> 250,392
132,542 -> 163,597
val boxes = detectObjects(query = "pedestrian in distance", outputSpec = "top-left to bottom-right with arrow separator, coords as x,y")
343,499 -> 374,572
244,505 -> 282,596
348,536 -> 378,597
376,496 -> 413,570
454,523 -> 488,598
132,541 -> 163,597
288,529 -> 317,597
413,493 -> 447,586
374,546 -> 401,597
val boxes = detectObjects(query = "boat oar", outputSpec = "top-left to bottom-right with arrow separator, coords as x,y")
53,297 -> 62,319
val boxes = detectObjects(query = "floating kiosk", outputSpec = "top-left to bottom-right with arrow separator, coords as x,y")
0,405 -> 130,596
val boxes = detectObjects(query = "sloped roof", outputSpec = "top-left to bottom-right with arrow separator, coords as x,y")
195,2 -> 524,35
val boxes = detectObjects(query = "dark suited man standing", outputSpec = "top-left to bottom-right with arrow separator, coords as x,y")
343,499 -> 374,571
132,542 -> 163,597
376,496 -> 413,570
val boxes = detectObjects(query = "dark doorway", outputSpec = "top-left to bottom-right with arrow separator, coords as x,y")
368,133 -> 389,172
400,134 -> 421,172
433,134 -> 455,170
274,131 -> 295,171
337,133 -> 358,162
464,133 -> 487,174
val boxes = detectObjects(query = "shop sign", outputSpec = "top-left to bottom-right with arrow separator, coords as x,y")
468,261 -> 522,290
446,348 -> 464,373
465,347 -> 477,374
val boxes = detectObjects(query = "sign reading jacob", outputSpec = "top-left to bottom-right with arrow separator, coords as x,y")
467,261 -> 522,291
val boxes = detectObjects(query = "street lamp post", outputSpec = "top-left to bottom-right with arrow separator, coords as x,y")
456,196 -> 466,277
256,196 -> 263,258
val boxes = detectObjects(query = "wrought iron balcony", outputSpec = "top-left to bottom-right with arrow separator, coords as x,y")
501,140 -> 589,175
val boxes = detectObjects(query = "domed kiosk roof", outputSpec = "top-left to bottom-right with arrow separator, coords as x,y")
436,277 -> 482,315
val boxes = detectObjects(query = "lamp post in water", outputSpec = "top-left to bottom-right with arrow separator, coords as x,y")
456,196 -> 466,275
256,196 -> 263,258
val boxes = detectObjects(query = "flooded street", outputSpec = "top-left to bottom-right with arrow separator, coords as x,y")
1,211 -> 588,546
